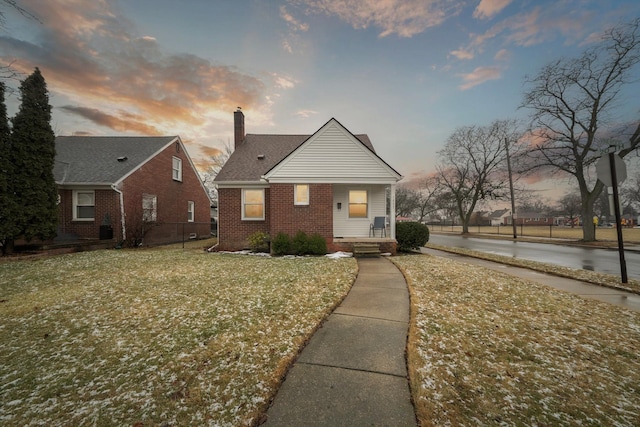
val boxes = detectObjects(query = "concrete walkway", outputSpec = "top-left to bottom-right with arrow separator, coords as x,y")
263,257 -> 417,426
422,247 -> 640,312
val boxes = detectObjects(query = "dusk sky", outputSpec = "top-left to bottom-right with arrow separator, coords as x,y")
2,0 -> 640,201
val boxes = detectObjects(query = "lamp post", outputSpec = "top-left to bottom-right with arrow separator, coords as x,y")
505,138 -> 517,239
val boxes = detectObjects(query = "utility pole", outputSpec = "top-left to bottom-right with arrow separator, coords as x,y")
505,138 -> 517,239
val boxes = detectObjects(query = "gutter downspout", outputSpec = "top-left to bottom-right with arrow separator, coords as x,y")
111,184 -> 126,242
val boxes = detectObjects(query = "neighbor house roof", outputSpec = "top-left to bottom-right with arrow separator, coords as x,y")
490,208 -> 510,219
214,133 -> 375,182
54,136 -> 179,185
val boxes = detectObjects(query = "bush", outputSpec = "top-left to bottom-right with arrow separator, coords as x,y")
307,233 -> 328,255
271,232 -> 292,256
396,222 -> 429,252
292,230 -> 309,255
247,231 -> 270,252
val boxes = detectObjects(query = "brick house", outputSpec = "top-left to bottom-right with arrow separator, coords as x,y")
54,136 -> 211,245
214,110 -> 403,253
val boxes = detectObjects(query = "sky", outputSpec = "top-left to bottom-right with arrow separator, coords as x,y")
1,0 -> 640,202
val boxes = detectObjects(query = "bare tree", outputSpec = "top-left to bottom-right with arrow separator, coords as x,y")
434,119 -> 522,234
200,141 -> 233,202
620,168 -> 640,213
557,192 -> 582,227
521,18 -> 640,241
395,185 -> 420,218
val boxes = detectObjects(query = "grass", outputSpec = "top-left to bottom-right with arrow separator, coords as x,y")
425,242 -> 640,294
429,225 -> 640,243
391,254 -> 640,426
0,245 -> 357,426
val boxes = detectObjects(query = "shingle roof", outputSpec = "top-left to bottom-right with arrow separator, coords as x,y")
214,133 -> 374,182
54,136 -> 177,184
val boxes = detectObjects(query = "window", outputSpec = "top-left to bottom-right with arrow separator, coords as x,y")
242,189 -> 264,220
142,194 -> 157,222
172,156 -> 182,181
294,184 -> 309,206
73,190 -> 95,220
187,201 -> 195,222
349,190 -> 367,218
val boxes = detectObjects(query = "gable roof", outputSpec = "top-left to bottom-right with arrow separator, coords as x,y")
214,118 -> 401,183
54,136 -> 178,185
489,208 -> 510,219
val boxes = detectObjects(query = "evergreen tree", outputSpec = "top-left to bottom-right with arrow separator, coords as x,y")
0,81 -> 16,254
9,68 -> 57,245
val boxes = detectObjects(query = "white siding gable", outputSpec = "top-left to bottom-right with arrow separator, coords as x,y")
264,119 -> 401,184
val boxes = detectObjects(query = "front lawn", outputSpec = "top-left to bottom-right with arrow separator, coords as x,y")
0,248 -> 357,426
392,254 -> 640,426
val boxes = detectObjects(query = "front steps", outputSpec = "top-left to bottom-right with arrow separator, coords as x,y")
353,243 -> 381,257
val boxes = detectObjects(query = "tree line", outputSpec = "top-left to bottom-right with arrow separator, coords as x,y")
0,68 -> 57,255
398,18 -> 640,241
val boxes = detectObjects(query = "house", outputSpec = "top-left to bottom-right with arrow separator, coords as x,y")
214,109 -> 403,253
54,136 -> 211,246
514,211 -> 552,226
489,208 -> 511,226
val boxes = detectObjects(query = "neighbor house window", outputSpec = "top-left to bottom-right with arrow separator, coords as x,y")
294,184 -> 309,206
349,190 -> 367,218
172,156 -> 182,181
73,190 -> 95,221
242,189 -> 264,220
142,194 -> 157,222
187,201 -> 195,222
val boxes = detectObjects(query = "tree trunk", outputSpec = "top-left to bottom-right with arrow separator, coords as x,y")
2,238 -> 15,255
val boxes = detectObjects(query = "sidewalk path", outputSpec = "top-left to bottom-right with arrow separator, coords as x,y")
263,257 -> 417,426
422,247 -> 640,312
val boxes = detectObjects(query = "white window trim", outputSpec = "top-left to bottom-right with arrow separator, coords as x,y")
187,200 -> 195,222
242,188 -> 265,221
294,184 -> 309,206
172,156 -> 182,182
73,190 -> 95,221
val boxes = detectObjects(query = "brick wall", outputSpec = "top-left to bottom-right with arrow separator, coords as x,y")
57,188 -> 121,240
269,183 -> 333,241
217,187 -> 270,251
121,140 -> 211,244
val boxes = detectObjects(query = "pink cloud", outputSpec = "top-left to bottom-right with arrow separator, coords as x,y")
473,0 -> 512,20
457,66 -> 502,90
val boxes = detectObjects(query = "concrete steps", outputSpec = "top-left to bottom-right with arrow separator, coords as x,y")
353,243 -> 380,257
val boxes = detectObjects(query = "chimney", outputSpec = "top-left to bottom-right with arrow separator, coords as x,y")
234,107 -> 245,149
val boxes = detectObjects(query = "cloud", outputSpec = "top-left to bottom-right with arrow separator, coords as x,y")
0,0 -> 266,137
450,48 -> 474,60
280,5 -> 309,32
457,66 -> 502,90
294,109 -> 318,119
473,0 -> 512,20
494,48 -> 510,61
59,105 -> 162,135
292,0 -> 462,38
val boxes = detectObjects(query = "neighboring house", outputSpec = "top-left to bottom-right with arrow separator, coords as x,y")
54,136 -> 211,245
214,109 -> 403,253
469,211 -> 491,226
490,208 -> 511,226
514,211 -> 552,226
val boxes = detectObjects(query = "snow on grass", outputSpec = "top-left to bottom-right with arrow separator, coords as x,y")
392,254 -> 640,426
0,248 -> 356,426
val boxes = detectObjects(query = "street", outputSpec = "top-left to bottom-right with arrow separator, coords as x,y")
429,233 -> 640,280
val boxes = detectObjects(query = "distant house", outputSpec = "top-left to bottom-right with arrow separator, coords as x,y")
490,209 -> 511,226
515,211 -> 552,226
214,110 -> 403,253
469,211 -> 491,226
54,136 -> 211,245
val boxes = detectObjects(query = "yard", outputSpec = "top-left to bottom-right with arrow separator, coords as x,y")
429,224 -> 640,243
0,244 -> 357,426
392,254 -> 640,426
2,244 -> 640,426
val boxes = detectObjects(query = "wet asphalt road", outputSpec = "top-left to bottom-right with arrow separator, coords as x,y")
429,233 -> 640,281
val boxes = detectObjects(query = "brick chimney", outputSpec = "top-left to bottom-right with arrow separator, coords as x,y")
234,107 -> 245,149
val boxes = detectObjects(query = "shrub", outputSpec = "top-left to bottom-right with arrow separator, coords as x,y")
307,233 -> 328,255
292,230 -> 309,255
247,231 -> 270,252
396,222 -> 430,252
271,232 -> 292,256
